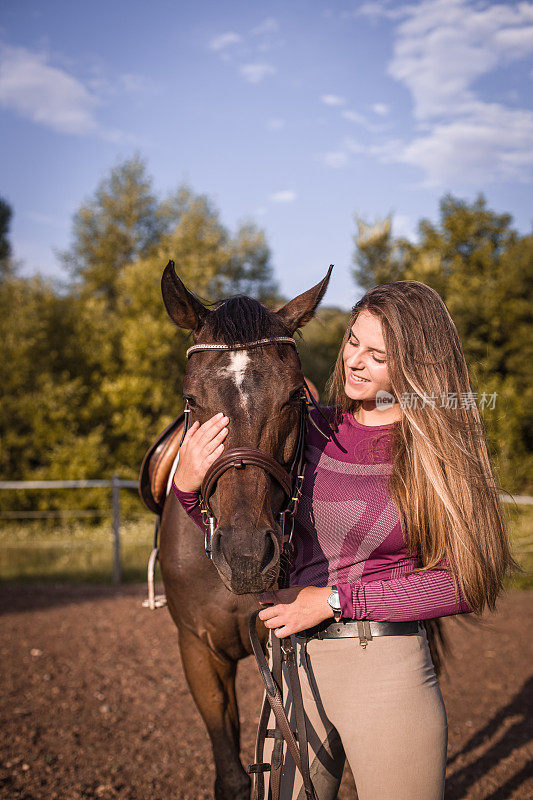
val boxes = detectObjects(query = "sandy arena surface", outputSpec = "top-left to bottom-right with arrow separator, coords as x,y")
1,585 -> 531,800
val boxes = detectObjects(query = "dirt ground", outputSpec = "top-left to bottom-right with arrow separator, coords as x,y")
1,585 -> 531,800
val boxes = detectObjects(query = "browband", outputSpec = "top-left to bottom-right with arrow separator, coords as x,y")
186,337 -> 297,359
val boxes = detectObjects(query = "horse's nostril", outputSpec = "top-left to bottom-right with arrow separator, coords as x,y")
261,531 -> 277,573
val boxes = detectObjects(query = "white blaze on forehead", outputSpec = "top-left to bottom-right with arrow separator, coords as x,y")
223,351 -> 250,407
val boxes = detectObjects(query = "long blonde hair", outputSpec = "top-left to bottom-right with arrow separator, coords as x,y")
327,280 -> 516,613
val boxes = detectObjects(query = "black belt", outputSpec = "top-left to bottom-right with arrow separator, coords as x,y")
296,618 -> 420,643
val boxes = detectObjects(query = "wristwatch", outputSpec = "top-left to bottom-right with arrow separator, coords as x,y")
327,585 -> 342,622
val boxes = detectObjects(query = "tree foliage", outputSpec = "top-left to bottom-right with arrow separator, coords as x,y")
353,194 -> 532,491
62,156 -> 166,303
1,159 -> 281,514
0,196 -> 14,278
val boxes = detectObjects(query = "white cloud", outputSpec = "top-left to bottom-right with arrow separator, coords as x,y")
240,63 -> 276,83
321,94 -> 346,106
251,18 -> 279,35
99,127 -> 147,146
372,102 -> 389,116
341,109 -> 367,125
343,136 -> 369,155
269,190 -> 297,203
321,151 -> 349,168
209,21 -> 282,80
389,0 -> 533,120
379,0 -> 533,184
318,133 -> 404,171
326,101 -> 533,187
349,2 -> 411,21
267,118 -> 285,130
341,108 -> 389,133
209,32 -> 243,51
119,73 -> 156,94
398,103 -> 533,186
0,44 -> 99,135
0,44 -> 146,143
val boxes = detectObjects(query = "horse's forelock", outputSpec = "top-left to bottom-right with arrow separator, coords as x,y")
203,296 -> 291,347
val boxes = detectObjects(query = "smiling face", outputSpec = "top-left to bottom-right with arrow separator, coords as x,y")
342,310 -> 393,402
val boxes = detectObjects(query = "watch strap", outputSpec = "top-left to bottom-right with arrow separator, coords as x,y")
330,585 -> 342,622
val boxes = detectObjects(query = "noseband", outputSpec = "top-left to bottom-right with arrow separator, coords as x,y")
181,336 -> 310,559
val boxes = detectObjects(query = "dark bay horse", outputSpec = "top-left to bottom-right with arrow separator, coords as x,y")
158,262 -> 332,800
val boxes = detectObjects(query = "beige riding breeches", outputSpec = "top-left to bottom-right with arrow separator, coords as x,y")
262,627 -> 447,800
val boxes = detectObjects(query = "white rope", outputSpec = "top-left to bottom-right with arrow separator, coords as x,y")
142,547 -> 167,610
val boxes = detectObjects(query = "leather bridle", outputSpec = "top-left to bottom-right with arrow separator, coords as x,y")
181,336 -> 310,559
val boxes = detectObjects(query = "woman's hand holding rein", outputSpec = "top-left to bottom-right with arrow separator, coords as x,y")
258,586 -> 334,637
173,413 -> 229,493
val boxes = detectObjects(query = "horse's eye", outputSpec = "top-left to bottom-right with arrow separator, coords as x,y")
288,387 -> 305,404
184,396 -> 197,409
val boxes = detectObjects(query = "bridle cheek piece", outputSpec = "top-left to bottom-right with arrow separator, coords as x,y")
181,336 -> 309,560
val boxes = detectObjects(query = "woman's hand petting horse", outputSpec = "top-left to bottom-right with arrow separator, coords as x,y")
173,414 -> 229,493
258,586 -> 334,637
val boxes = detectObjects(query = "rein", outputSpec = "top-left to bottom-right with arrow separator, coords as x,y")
182,334 -> 327,800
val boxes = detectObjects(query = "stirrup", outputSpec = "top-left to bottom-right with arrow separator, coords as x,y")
142,546 -> 167,610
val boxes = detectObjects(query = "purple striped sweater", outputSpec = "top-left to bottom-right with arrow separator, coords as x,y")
172,409 -> 472,622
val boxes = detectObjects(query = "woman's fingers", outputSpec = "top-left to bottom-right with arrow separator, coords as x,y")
183,413 -> 225,444
181,419 -> 200,446
181,414 -> 228,455
259,609 -> 292,636
258,605 -> 281,622
174,412 -> 230,492
196,414 -> 229,444
203,425 -> 228,455
205,442 -> 225,464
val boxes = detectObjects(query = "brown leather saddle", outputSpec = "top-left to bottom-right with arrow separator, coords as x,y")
138,413 -> 186,514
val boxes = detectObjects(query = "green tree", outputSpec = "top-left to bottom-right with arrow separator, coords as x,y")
99,187 -> 280,471
62,156 -> 167,304
0,197 -> 14,278
352,215 -> 405,290
1,160 -> 280,516
0,274 -> 107,512
56,167 -> 280,480
160,187 -> 279,302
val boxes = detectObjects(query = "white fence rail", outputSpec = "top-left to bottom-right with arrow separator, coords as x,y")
0,477 -> 140,584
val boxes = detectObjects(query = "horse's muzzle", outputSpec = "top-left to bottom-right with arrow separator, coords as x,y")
210,526 -> 281,594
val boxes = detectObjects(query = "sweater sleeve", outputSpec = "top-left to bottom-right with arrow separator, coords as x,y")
336,567 -> 473,622
171,481 -> 204,531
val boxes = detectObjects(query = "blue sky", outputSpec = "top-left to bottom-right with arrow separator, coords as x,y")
1,0 -> 532,308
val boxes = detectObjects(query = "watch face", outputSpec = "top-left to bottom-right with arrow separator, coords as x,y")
328,591 -> 341,612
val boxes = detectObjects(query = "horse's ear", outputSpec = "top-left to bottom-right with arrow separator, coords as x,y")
275,265 -> 333,333
161,261 -> 209,332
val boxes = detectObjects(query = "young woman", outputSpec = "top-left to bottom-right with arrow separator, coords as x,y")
172,280 -> 514,800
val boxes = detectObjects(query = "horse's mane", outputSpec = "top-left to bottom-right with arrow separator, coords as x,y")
203,296 -> 291,347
